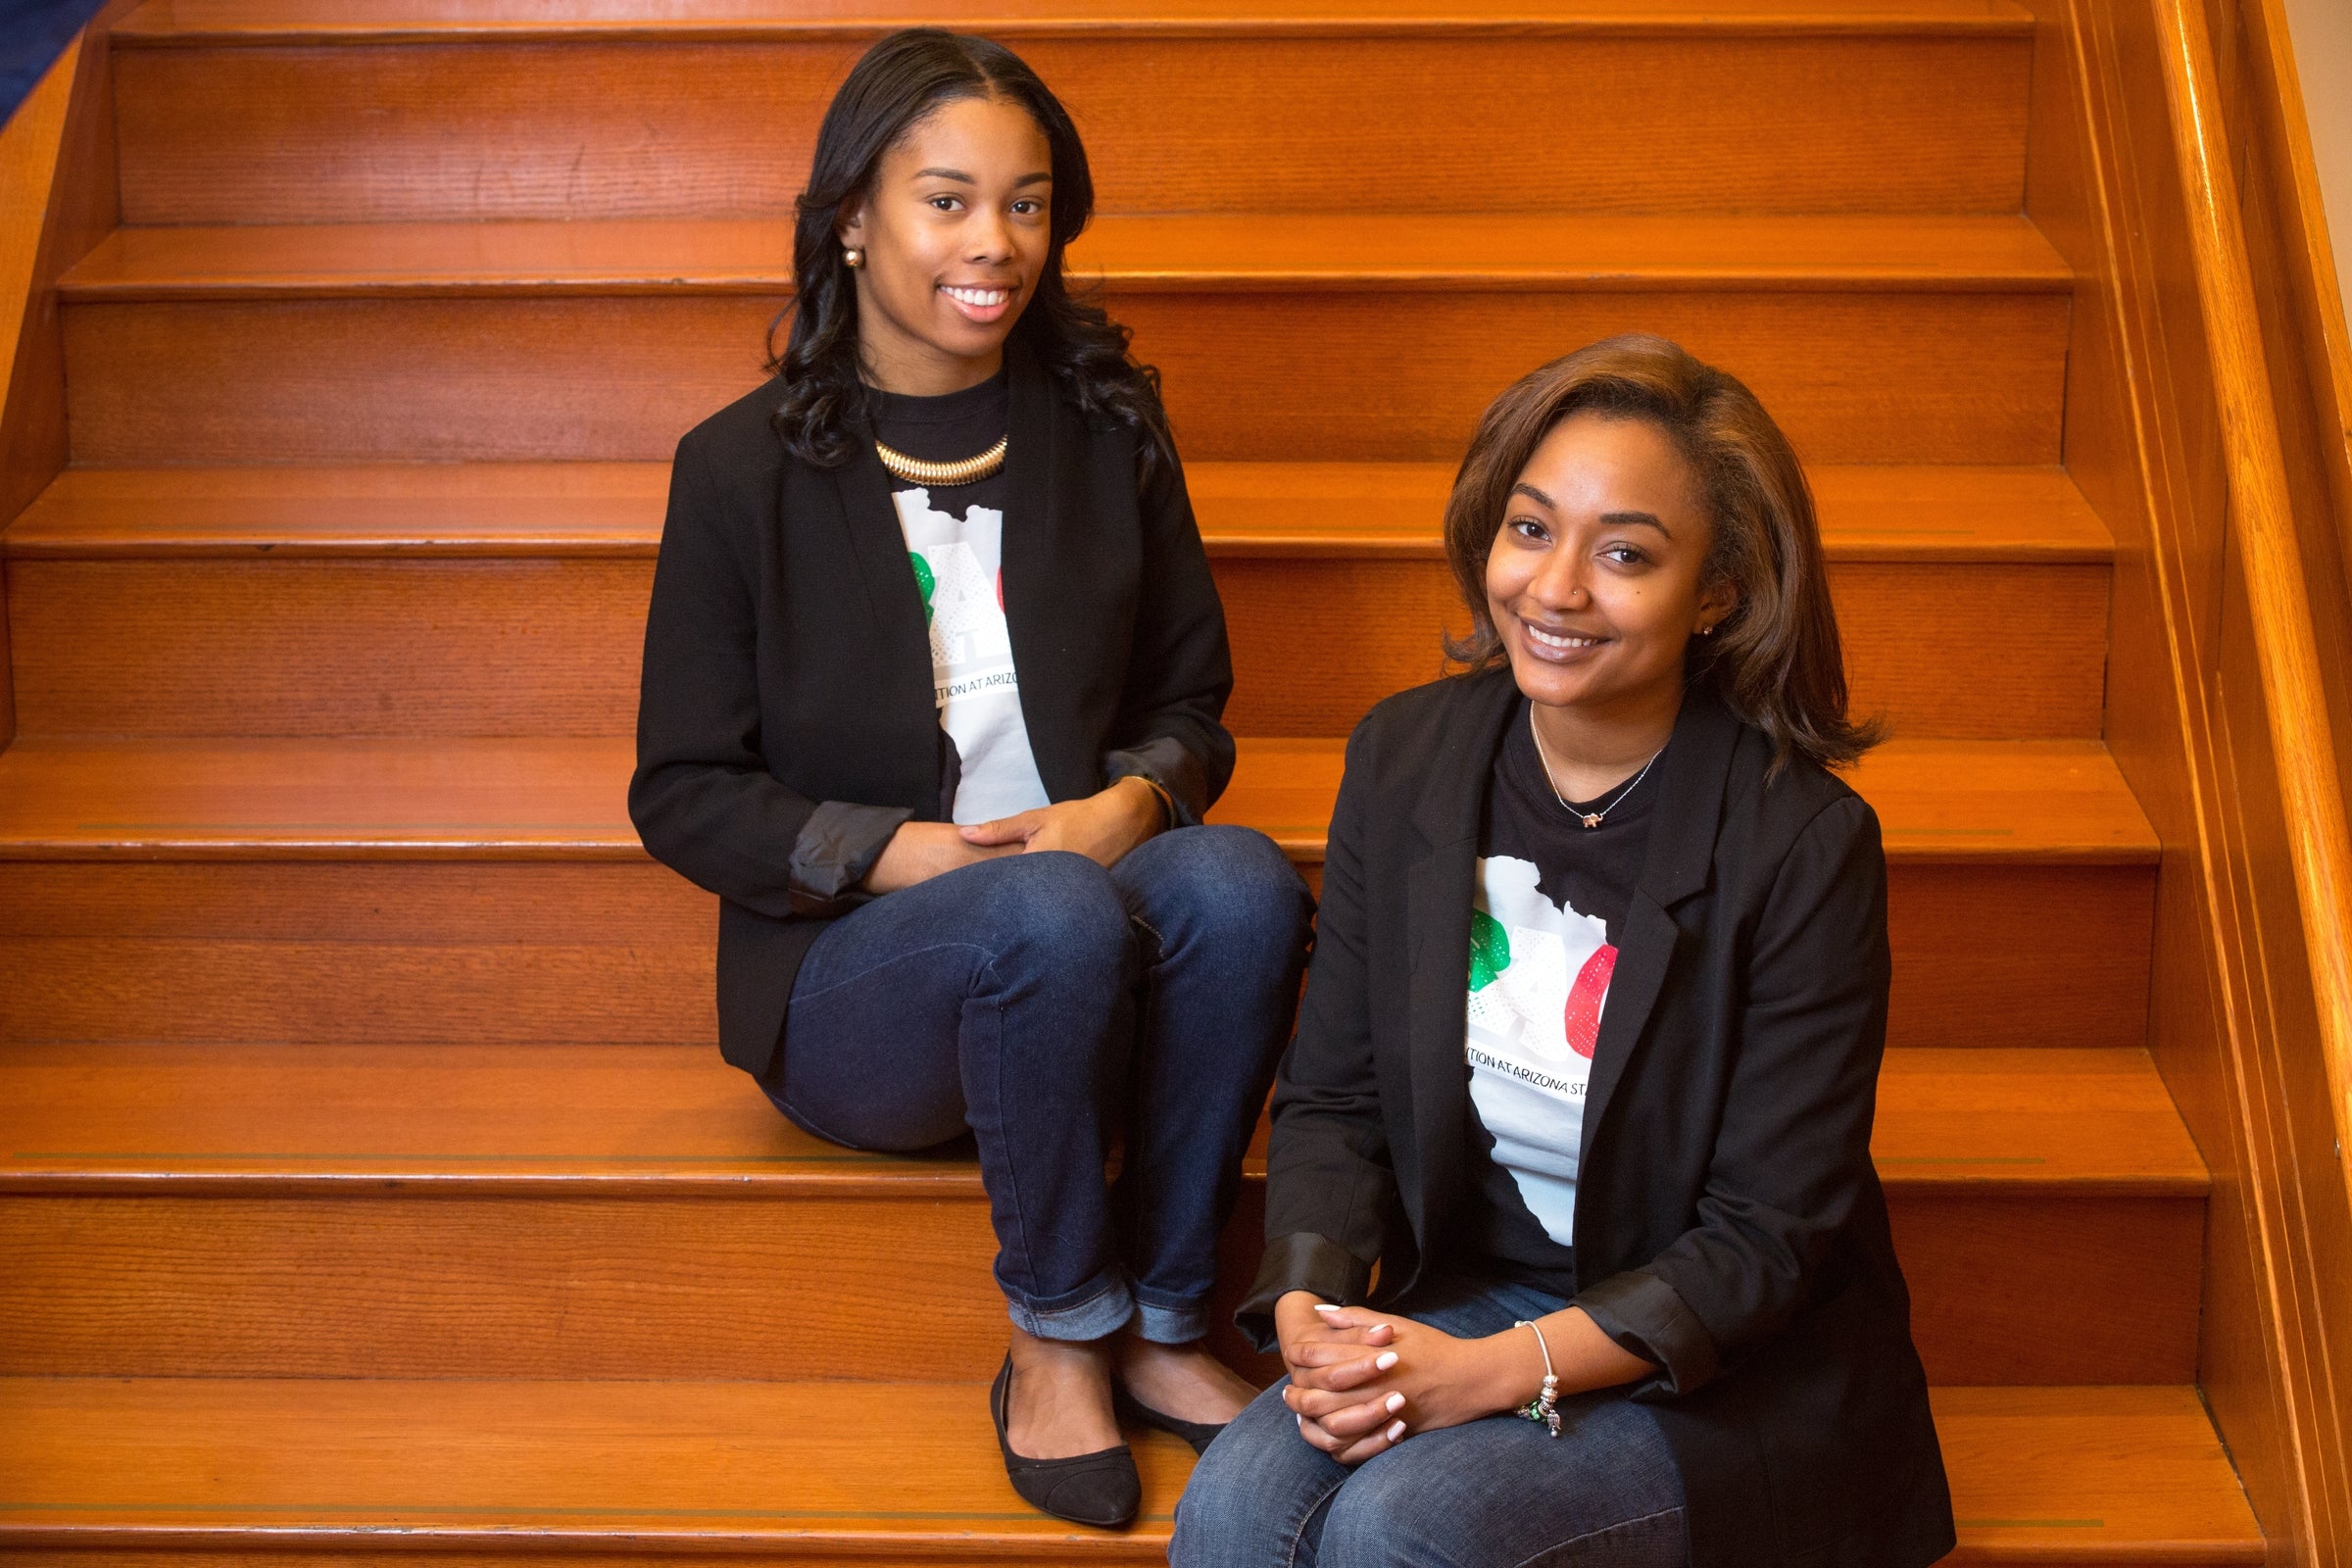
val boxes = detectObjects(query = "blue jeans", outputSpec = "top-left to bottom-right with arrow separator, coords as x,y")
1171,1274 -> 1689,1567
767,824 -> 1313,1345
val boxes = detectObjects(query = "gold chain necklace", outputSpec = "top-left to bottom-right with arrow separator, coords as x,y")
875,435 -> 1007,487
1529,706 -> 1663,830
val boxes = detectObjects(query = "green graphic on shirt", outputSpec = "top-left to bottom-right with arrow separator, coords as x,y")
1468,906 -> 1512,992
908,551 -> 937,625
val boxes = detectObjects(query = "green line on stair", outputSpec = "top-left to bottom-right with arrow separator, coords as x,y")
1875,1156 -> 2047,1164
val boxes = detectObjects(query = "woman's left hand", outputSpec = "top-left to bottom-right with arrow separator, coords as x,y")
959,777 -> 1166,868
1283,1306 -> 1536,1466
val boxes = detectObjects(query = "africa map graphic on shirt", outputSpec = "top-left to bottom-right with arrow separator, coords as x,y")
1465,855 -> 1620,1247
892,486 -> 1050,824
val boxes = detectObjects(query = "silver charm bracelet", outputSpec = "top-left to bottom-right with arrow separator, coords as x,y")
1514,1318 -> 1563,1437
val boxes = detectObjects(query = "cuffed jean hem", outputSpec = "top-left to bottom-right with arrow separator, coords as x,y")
1133,1297 -> 1209,1345
1007,1276 -> 1136,1343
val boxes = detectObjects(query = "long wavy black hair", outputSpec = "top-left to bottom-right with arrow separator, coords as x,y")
769,28 -> 1174,487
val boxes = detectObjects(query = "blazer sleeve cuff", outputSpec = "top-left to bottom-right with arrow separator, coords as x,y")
1233,1232 -> 1377,1354
1103,736 -> 1210,828
1575,1268 -> 1722,1397
787,801 -> 914,917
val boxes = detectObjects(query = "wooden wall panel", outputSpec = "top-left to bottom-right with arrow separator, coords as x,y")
2210,549 -> 2352,1558
111,33 -> 2031,223
2027,0 -> 2352,1557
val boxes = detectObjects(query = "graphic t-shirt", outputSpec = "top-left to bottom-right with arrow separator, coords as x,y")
872,372 -> 1051,825
1457,702 -> 1656,1295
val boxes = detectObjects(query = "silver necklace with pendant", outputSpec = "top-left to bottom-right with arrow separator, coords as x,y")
1529,706 -> 1663,830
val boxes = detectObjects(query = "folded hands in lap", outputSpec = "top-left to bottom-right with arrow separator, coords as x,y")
958,775 -> 1165,867
863,777 -> 1167,894
1274,1290 -> 1653,1466
1274,1293 -> 1530,1466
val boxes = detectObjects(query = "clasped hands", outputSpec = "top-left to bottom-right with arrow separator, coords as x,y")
1273,1290 -> 1535,1467
864,775 -> 1166,893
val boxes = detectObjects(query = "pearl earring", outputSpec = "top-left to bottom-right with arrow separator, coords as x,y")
843,246 -> 863,269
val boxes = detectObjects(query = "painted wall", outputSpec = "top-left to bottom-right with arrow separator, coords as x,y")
2281,0 -> 2352,324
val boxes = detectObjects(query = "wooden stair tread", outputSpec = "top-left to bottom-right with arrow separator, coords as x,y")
0,1041 -> 2205,1196
0,1378 -> 2257,1562
0,736 -> 2158,864
60,215 -> 2071,299
113,0 -> 2039,46
0,1376 -> 1198,1542
6,463 -> 2113,564
1934,1387 -> 2262,1561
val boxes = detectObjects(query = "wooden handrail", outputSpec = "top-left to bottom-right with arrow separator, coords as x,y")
2154,0 -> 2352,1208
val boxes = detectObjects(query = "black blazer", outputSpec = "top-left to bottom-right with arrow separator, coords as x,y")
1242,668 -> 1954,1568
630,346 -> 1235,1079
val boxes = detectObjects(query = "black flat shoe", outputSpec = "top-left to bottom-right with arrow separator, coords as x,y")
1113,1382 -> 1227,1456
990,1353 -> 1141,1529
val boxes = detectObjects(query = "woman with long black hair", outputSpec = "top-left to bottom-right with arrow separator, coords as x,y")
630,28 -> 1311,1529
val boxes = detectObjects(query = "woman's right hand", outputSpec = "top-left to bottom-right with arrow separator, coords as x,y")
1274,1291 -> 1402,1461
863,821 -> 1018,894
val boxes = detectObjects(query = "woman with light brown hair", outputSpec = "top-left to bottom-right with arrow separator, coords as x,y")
1172,334 -> 1952,1567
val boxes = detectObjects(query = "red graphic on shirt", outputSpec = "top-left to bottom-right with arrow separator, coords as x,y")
997,568 -> 1004,612
1562,944 -> 1617,1059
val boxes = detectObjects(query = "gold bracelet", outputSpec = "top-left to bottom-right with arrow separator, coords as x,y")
1125,775 -> 1175,827
1514,1318 -> 1563,1438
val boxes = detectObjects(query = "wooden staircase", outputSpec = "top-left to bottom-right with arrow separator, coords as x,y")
0,1 -> 2268,1562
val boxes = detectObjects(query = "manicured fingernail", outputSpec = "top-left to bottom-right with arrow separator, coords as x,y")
1384,1393 -> 1405,1413
1375,1351 -> 1398,1370
1312,1303 -> 1341,1313
1387,1420 -> 1407,1441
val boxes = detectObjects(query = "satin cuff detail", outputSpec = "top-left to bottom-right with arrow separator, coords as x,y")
1233,1231 -> 1378,1354
786,800 -> 914,917
1576,1268 -> 1723,1397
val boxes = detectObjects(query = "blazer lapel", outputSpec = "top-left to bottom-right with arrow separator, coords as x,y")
814,447 -> 942,810
1577,892 -> 1679,1161
1401,668 -> 1521,1251
1574,684 -> 1742,1170
994,343 -> 1098,804
829,435 -> 929,656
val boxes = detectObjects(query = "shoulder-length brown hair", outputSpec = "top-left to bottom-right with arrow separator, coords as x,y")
1444,333 -> 1882,771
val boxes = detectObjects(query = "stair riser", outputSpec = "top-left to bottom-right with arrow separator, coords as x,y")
113,34 -> 2029,225
0,1190 -> 2199,1386
0,861 -> 2154,1054
5,558 -> 2112,741
61,291 -> 2069,466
